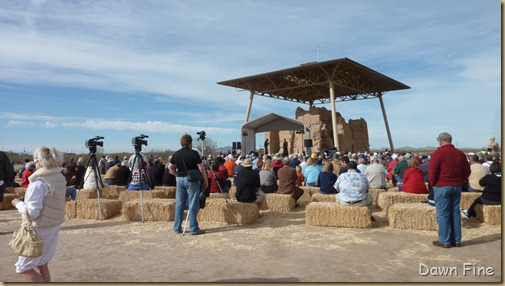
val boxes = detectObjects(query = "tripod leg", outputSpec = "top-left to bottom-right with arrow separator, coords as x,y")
182,211 -> 189,235
92,156 -> 103,221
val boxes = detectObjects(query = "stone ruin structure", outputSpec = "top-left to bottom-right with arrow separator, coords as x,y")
265,106 -> 369,155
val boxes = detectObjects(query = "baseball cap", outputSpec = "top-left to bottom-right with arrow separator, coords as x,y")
437,132 -> 452,142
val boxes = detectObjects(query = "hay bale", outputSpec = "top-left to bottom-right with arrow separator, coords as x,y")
460,192 -> 482,210
66,199 -> 122,220
153,186 -> 176,199
368,188 -> 386,206
1,193 -> 17,210
14,187 -> 27,197
197,200 -> 259,224
377,192 -> 428,216
122,198 -> 176,221
262,193 -> 296,212
388,203 -> 438,231
386,181 -> 394,189
298,186 -> 319,203
118,189 -> 168,202
475,204 -> 501,225
77,189 -> 99,200
208,193 -> 230,200
306,202 -> 371,229
387,187 -> 398,192
101,185 -> 126,199
228,186 -> 236,200
311,193 -> 336,202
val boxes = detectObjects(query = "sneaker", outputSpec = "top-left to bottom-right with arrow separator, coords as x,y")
432,240 -> 451,248
461,210 -> 470,219
190,230 -> 206,235
451,242 -> 462,247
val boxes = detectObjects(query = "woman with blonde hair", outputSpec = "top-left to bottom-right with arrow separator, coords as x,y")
11,146 -> 67,282
259,159 -> 277,193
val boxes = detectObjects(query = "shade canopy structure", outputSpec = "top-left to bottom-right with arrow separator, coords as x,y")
218,57 -> 410,152
241,113 -> 308,154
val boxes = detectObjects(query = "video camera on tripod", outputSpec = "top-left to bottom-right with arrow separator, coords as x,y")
132,134 -> 148,152
197,130 -> 206,141
85,136 -> 104,153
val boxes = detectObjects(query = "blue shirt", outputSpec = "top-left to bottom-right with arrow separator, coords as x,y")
334,169 -> 369,202
303,165 -> 321,185
318,172 -> 338,194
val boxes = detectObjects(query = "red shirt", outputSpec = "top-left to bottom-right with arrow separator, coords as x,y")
21,169 -> 33,188
428,144 -> 471,187
387,160 -> 398,180
402,167 -> 428,194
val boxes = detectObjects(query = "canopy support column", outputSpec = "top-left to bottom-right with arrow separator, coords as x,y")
378,93 -> 394,152
329,80 -> 340,151
244,91 -> 255,123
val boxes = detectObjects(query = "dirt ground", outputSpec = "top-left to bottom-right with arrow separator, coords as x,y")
0,202 -> 501,283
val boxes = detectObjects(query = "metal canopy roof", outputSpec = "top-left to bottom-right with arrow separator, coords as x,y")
218,57 -> 410,105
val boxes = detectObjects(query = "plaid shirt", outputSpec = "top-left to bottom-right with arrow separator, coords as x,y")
130,169 -> 148,185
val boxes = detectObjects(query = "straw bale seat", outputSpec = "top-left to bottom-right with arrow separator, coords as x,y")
475,204 -> 501,225
368,188 -> 387,206
228,186 -> 236,199
208,193 -> 231,200
101,185 -> 126,199
460,192 -> 482,210
122,198 -> 176,221
197,199 -> 259,225
1,193 -> 17,210
311,193 -> 336,202
118,189 -> 168,202
153,186 -> 176,199
387,187 -> 398,192
262,193 -> 296,212
388,203 -> 438,231
299,186 -> 319,203
76,189 -> 99,200
14,187 -> 27,197
306,202 -> 372,229
377,192 -> 428,216
66,199 -> 122,220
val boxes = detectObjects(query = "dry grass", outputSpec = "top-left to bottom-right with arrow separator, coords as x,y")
460,192 -> 482,210
77,189 -> 99,200
306,202 -> 372,229
100,185 -> 126,199
388,203 -> 438,231
368,188 -> 386,206
118,189 -> 168,202
122,198 -> 176,221
153,186 -> 176,199
197,199 -> 259,225
299,186 -> 319,203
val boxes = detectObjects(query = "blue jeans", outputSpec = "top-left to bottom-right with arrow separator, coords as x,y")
174,177 -> 201,234
434,186 -> 462,245
66,186 -> 76,200
394,176 -> 402,191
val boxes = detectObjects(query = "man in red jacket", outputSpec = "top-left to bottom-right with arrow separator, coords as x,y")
429,132 -> 471,248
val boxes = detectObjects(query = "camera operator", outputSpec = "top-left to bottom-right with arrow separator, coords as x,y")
168,133 -> 208,235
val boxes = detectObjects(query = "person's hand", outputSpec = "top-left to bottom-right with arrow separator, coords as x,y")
12,197 -> 23,207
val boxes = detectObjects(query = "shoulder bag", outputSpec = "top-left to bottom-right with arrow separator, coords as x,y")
182,158 -> 203,182
9,208 -> 44,258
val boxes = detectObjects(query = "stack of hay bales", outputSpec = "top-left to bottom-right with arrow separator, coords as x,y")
153,186 -> 176,199
311,193 -> 336,202
262,193 -> 296,212
76,189 -> 99,200
100,185 -> 126,199
118,189 -> 168,202
299,186 -> 319,203
306,202 -> 372,229
66,199 -> 122,220
377,192 -> 428,215
387,187 -> 398,192
460,192 -> 481,210
122,198 -> 176,221
368,188 -> 387,206
197,199 -> 259,225
208,193 -> 231,200
388,203 -> 438,231
475,204 -> 501,225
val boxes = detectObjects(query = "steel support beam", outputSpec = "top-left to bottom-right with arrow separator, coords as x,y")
244,91 -> 255,123
378,93 -> 394,152
329,80 -> 340,151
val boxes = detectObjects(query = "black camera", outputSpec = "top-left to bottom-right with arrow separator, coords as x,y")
197,130 -> 206,141
132,134 -> 148,152
85,136 -> 104,153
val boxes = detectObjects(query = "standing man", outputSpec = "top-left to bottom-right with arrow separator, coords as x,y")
264,139 -> 269,155
0,151 -> 16,203
429,132 -> 471,248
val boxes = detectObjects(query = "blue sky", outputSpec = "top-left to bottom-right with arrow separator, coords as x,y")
0,0 -> 501,154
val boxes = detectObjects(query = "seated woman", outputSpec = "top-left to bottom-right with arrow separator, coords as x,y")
317,162 -> 338,194
303,158 -> 321,187
462,161 -> 501,219
259,159 -> 277,193
207,157 -> 228,193
401,158 -> 428,194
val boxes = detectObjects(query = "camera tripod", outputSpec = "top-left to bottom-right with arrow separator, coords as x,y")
128,150 -> 152,223
70,152 -> 105,221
